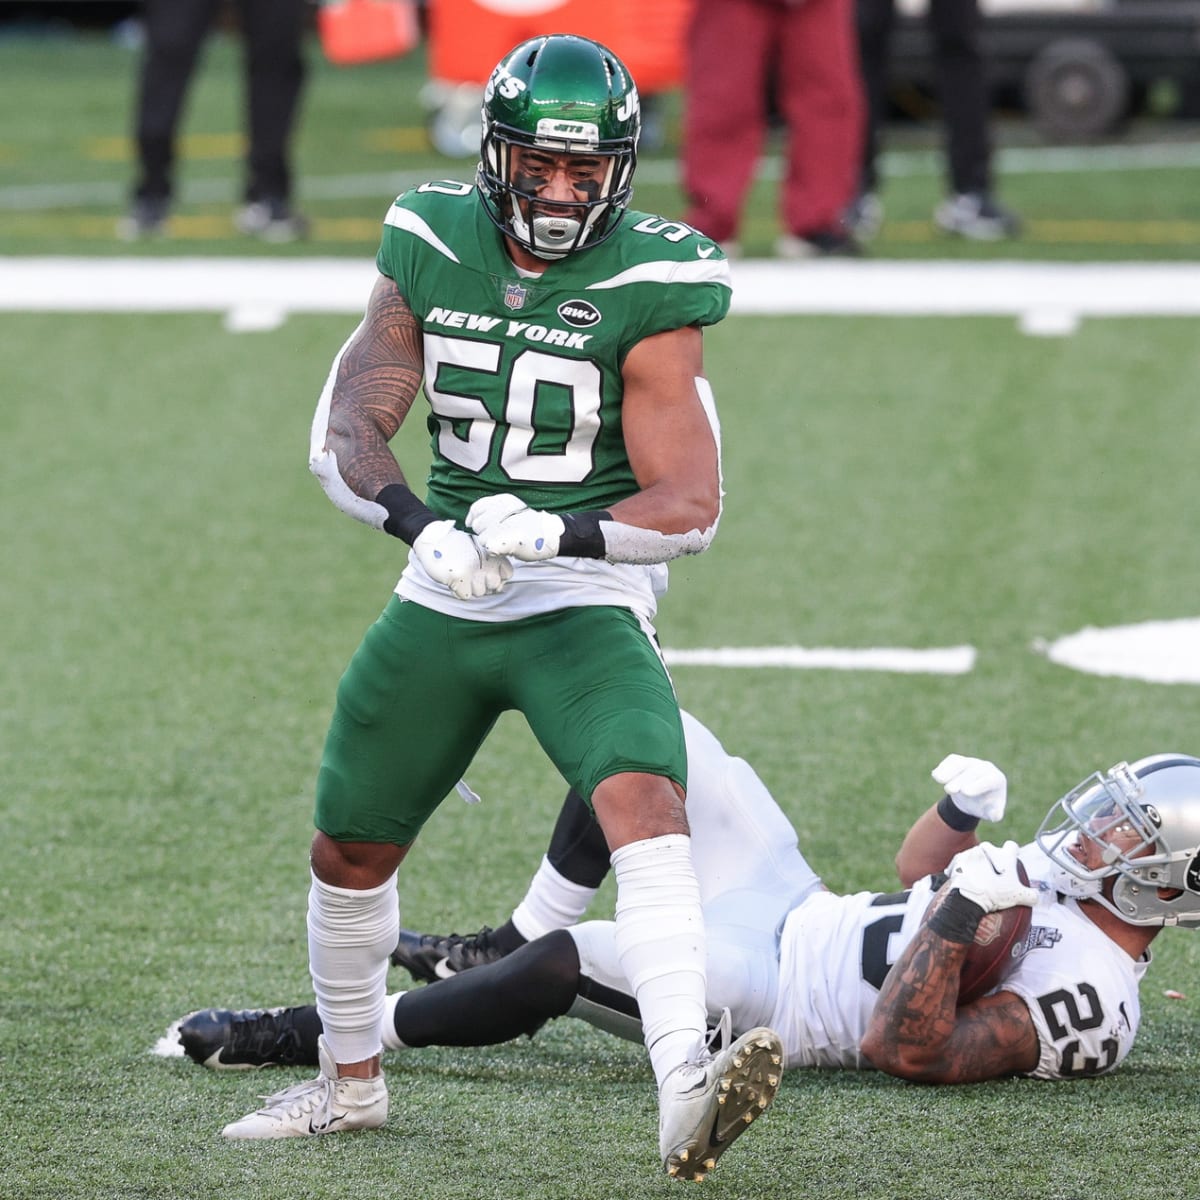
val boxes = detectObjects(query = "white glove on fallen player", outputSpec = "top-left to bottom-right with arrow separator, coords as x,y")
468,493 -> 565,562
932,753 -> 1008,822
411,519 -> 513,599
945,840 -> 1039,913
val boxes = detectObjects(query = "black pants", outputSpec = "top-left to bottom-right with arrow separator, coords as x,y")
132,0 -> 307,204
856,0 -> 992,195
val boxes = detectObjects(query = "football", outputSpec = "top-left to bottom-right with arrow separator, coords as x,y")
957,860 -> 1033,1005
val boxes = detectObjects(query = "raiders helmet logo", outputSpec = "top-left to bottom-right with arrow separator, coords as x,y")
1186,850 -> 1200,893
557,299 -> 601,328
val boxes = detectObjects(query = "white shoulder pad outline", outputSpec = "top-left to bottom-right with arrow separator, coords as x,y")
584,257 -> 732,292
384,204 -> 462,264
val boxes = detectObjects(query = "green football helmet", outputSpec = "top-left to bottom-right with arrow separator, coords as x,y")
477,33 -> 640,260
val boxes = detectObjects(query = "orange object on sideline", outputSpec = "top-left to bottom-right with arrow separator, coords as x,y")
318,0 -> 421,65
426,0 -> 694,92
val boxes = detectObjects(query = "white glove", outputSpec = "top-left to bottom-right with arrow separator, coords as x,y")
468,493 -> 565,562
411,520 -> 513,600
932,753 -> 1007,822
945,840 -> 1039,913
474,544 -> 514,594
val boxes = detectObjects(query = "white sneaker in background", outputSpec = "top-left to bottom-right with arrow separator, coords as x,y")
234,199 -> 310,243
934,191 -> 1021,241
844,191 -> 884,242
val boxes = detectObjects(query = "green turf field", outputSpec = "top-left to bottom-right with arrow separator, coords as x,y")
4,21 -> 1200,1200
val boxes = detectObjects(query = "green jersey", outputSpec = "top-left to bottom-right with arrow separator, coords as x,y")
377,181 -> 731,523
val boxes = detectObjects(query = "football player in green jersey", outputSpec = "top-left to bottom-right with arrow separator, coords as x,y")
222,32 -> 779,1180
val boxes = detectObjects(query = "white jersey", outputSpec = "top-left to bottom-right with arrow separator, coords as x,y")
771,857 -> 1148,1078
771,878 -> 940,1070
1000,886 -> 1147,1080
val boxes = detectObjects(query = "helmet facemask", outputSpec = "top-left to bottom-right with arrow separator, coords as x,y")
479,122 -> 634,260
1036,756 -> 1200,926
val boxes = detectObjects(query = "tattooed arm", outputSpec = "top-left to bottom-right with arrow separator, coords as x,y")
324,275 -> 424,500
309,275 -> 512,598
860,917 -> 1040,1084
309,275 -> 439,542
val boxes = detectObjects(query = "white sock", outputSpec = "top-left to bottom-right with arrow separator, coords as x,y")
380,991 -> 407,1051
307,870 -> 399,1065
610,835 -> 707,1089
510,855 -> 600,941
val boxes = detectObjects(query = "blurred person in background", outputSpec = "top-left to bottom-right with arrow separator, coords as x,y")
681,0 -> 866,258
119,0 -> 309,241
849,0 -> 1021,241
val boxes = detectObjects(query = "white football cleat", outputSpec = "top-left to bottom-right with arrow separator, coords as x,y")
658,1013 -> 783,1180
221,1036 -> 388,1139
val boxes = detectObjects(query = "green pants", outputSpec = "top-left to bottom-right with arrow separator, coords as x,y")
315,596 -> 686,845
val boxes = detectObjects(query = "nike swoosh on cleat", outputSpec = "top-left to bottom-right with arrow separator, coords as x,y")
433,957 -> 458,980
308,1112 -> 348,1135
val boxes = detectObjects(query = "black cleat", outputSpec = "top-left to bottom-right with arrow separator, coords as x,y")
390,925 -> 510,983
171,1006 -> 322,1070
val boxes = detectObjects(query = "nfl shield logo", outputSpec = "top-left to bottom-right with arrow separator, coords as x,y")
504,283 -> 527,310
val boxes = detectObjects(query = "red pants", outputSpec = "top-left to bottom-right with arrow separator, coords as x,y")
682,0 -> 864,242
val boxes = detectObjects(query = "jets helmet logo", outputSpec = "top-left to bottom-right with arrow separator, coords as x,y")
485,64 -> 527,102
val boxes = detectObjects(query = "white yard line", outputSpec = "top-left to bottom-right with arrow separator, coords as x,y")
665,646 -> 977,674
1035,620 -> 1200,685
726,260 -> 1200,317
4,257 -> 1200,319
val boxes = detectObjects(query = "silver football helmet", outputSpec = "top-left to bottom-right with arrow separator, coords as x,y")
1035,753 -> 1200,927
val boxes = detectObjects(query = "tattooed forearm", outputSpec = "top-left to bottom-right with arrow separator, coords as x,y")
326,276 -> 425,500
867,928 -> 963,1077
861,927 -> 1040,1083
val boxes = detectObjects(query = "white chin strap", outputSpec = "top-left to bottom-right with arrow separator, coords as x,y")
1047,864 -> 1104,900
1030,833 -> 1105,902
